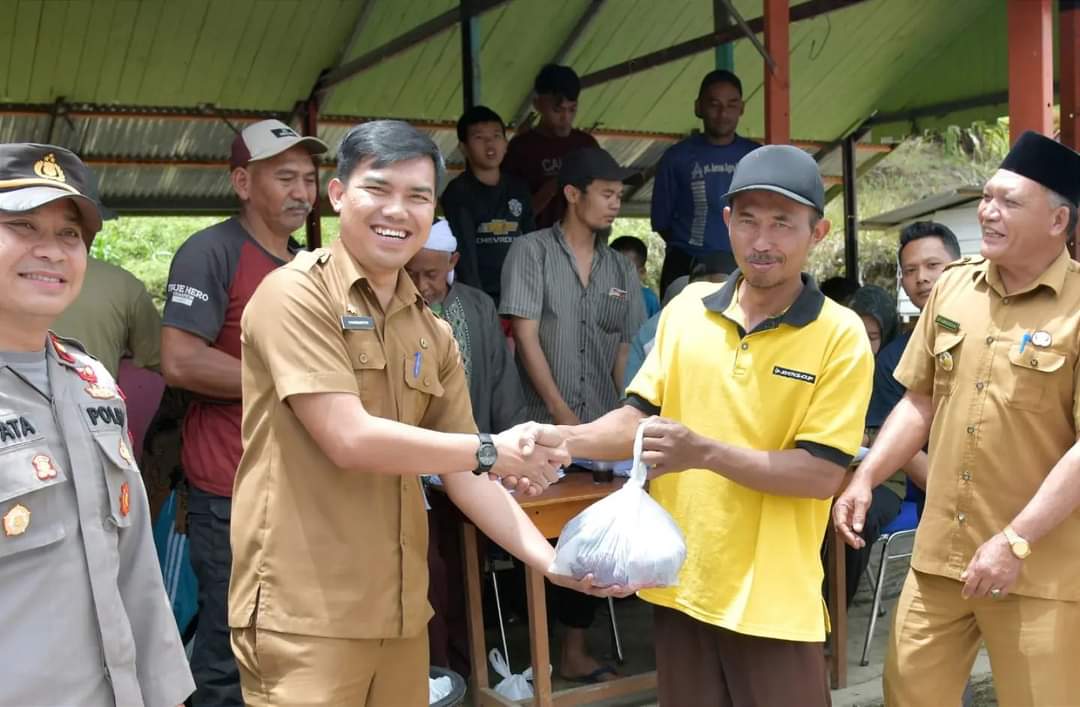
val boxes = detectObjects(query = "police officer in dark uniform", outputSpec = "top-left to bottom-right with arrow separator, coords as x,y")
0,143 -> 194,706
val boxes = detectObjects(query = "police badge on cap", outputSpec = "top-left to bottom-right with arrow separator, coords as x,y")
0,143 -> 104,242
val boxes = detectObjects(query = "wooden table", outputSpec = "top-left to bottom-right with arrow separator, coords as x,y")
461,472 -> 657,707
459,471 -> 848,703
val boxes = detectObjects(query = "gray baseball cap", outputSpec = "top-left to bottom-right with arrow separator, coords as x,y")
722,144 -> 825,215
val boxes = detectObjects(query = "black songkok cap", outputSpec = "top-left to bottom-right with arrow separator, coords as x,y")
999,131 -> 1080,206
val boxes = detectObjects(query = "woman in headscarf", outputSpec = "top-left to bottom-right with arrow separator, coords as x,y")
850,284 -> 898,356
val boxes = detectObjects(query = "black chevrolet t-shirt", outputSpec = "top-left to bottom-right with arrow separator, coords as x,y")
440,169 -> 535,303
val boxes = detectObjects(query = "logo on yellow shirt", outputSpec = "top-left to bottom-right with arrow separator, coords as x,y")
772,366 -> 816,384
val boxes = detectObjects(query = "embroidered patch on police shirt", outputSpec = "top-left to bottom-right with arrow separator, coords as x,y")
0,415 -> 41,447
83,404 -> 126,429
772,366 -> 817,384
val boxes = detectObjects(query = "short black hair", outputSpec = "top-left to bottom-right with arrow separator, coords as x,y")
610,236 -> 647,263
820,276 -> 859,305
898,221 -> 961,262
336,120 -> 446,191
456,105 -> 506,143
698,69 -> 743,98
535,64 -> 581,102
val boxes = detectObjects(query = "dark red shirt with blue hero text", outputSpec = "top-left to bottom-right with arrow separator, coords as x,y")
162,217 -> 296,497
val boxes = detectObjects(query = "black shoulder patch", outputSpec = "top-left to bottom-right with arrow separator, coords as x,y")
772,366 -> 817,384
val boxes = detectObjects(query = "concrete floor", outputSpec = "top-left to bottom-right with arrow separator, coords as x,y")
464,532 -> 998,706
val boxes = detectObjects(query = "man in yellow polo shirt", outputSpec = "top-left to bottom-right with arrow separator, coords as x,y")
560,145 -> 873,705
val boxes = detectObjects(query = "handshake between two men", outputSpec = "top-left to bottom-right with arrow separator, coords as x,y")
485,413 -> 707,496
463,413 -> 691,598
481,421 -> 570,496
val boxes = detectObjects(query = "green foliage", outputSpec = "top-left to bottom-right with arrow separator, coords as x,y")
90,215 -> 343,311
608,219 -> 665,293
808,130 -> 1004,295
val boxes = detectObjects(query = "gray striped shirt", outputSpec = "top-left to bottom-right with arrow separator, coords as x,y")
500,224 -> 646,423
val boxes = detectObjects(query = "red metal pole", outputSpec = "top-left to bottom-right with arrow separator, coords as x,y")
1063,1 -> 1080,258
303,99 -> 323,250
1007,0 -> 1053,144
764,0 -> 790,145
1062,0 -> 1080,150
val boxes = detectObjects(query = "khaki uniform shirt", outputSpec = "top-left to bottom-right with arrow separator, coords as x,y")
0,335 -> 193,706
229,239 -> 477,640
895,249 -> 1080,600
54,257 -> 162,378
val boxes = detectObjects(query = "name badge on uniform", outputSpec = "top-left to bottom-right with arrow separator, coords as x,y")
934,315 -> 960,332
608,288 -> 628,300
341,315 -> 375,331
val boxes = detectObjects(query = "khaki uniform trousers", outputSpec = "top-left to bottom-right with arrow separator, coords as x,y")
884,569 -> 1080,707
232,626 -> 429,706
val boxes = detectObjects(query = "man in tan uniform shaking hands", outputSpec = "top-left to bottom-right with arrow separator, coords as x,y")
229,120 -> 629,706
835,131 -> 1080,706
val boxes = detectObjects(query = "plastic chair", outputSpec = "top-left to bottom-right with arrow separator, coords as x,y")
859,482 -> 921,666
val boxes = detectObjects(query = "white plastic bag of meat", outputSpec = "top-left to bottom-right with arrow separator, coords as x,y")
550,422 -> 686,587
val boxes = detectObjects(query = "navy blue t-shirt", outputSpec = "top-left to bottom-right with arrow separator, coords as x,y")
650,134 -> 759,257
866,331 -> 911,429
866,331 -> 926,515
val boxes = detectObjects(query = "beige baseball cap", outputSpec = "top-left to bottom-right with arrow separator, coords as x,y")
229,119 -> 328,169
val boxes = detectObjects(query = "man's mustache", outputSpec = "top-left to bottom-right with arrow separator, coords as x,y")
283,200 -> 312,214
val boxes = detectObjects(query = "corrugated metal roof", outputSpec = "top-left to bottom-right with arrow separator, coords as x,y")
0,105 -> 891,215
0,0 -> 1038,214
861,187 -> 983,229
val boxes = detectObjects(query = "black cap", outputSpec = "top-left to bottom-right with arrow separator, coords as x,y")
558,147 -> 637,189
722,144 -> 825,215
0,143 -> 103,242
1000,131 -> 1080,205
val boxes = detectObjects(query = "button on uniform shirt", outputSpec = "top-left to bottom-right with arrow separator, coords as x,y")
499,224 -> 646,423
162,218 -> 297,497
0,335 -> 193,706
627,276 -> 873,641
895,250 -> 1080,600
229,239 -> 477,640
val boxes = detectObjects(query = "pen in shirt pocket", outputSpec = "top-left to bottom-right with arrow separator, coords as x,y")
413,351 -> 422,378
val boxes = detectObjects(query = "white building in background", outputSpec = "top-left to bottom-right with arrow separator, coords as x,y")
862,187 -> 984,321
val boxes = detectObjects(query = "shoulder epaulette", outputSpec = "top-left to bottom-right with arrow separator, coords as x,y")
288,248 -> 331,272
943,256 -> 984,272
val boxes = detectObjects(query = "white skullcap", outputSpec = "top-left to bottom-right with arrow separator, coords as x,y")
425,219 -> 458,254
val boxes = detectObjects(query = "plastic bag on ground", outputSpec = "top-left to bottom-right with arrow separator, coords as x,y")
550,422 -> 687,587
428,675 -> 452,704
490,648 -> 536,700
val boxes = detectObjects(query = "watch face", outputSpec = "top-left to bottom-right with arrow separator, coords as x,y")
479,444 -> 498,466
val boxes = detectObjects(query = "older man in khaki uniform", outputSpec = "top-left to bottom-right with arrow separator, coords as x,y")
835,131 -> 1080,706
229,120 -> 627,707
0,143 -> 193,706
